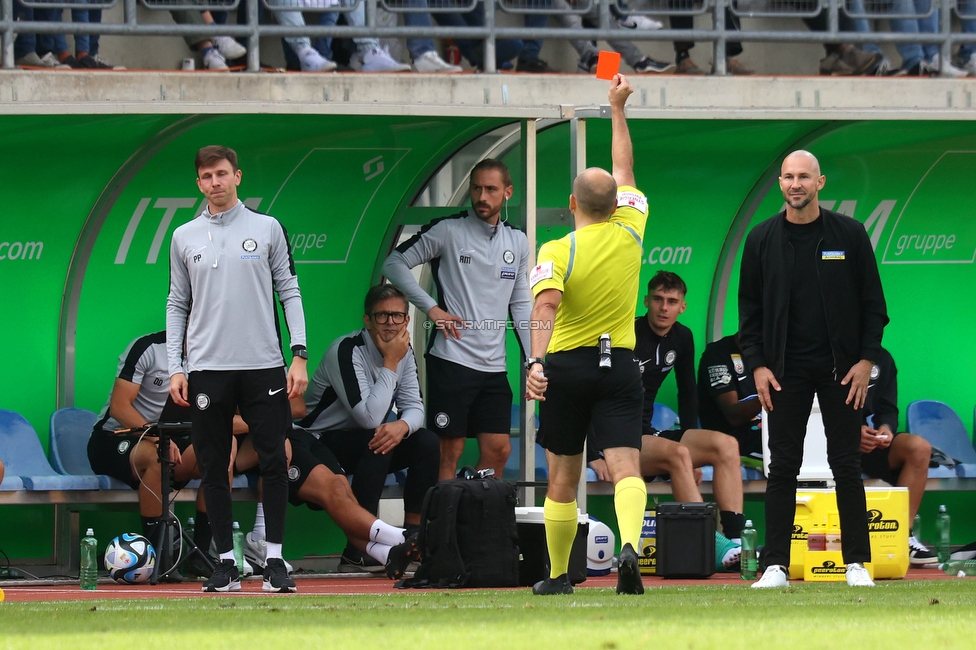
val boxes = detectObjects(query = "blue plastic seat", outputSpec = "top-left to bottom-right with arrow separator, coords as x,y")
0,409 -> 100,490
651,403 -> 679,432
503,436 -> 549,481
50,407 -> 132,490
906,400 -> 976,478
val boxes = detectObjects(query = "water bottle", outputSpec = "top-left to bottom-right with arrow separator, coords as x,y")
941,559 -> 976,577
232,521 -> 245,572
912,513 -> 922,541
740,520 -> 758,580
80,528 -> 98,590
936,505 -> 951,564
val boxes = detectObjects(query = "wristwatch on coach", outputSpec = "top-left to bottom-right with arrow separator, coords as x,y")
291,345 -> 308,360
525,357 -> 545,371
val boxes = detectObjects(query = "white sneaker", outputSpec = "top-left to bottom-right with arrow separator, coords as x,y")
243,531 -> 294,573
298,46 -> 337,72
965,53 -> 976,77
751,564 -> 789,589
950,540 -> 976,560
921,54 -> 967,78
908,535 -> 938,566
413,50 -> 462,73
213,36 -> 247,61
361,46 -> 411,72
619,14 -> 663,30
38,52 -> 71,69
846,562 -> 875,587
202,48 -> 229,71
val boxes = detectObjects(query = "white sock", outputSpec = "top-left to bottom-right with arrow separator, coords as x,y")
265,542 -> 282,560
368,519 -> 406,547
219,550 -> 235,562
252,504 -> 266,541
365,541 -> 391,565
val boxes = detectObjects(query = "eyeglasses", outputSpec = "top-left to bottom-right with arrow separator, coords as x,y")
371,311 -> 408,324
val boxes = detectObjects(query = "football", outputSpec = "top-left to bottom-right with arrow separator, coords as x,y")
104,533 -> 156,584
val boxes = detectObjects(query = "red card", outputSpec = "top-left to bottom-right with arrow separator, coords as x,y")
595,51 -> 621,80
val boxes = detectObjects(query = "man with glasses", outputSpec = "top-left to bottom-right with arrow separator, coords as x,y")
299,284 -> 439,571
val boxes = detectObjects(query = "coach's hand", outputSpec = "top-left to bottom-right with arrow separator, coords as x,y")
842,359 -> 874,410
525,364 -> 548,401
752,366 -> 780,412
170,373 -> 190,407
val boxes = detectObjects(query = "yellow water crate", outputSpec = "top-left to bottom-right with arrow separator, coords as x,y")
638,510 -> 656,575
803,551 -> 875,582
789,487 -> 908,580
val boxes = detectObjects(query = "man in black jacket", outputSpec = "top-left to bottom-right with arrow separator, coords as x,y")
739,150 -> 888,588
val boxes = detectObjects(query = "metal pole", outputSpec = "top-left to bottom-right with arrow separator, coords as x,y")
2,0 -> 13,70
520,118 -> 537,507
714,0 -> 727,75
247,0 -> 260,72
484,0 -> 497,74
940,0 -> 952,76
569,115 -> 588,514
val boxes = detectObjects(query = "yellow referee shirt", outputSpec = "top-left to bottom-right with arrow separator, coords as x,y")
529,186 -> 648,353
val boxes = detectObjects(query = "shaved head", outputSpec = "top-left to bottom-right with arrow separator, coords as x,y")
781,150 -> 821,177
572,167 -> 617,218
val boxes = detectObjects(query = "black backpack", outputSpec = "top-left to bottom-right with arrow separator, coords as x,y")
398,468 -> 520,589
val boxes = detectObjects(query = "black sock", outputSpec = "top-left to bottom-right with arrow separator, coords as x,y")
720,511 -> 745,540
194,511 -> 213,554
142,517 -> 161,544
676,49 -> 691,64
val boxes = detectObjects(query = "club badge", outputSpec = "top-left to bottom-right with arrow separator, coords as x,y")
288,466 -> 301,482
196,393 -> 211,410
503,250 -> 515,265
870,364 -> 880,380
665,350 -> 676,365
242,238 -> 257,252
434,412 -> 450,428
117,440 -> 130,454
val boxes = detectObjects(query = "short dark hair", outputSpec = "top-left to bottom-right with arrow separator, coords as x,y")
470,159 -> 512,188
647,271 -> 687,297
195,145 -> 239,175
364,284 -> 408,315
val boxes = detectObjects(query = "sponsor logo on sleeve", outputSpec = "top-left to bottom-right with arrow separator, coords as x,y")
707,364 -> 732,387
617,191 -> 648,215
529,260 -> 554,287
500,266 -> 516,280
731,354 -> 745,376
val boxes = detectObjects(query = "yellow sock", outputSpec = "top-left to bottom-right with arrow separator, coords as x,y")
544,497 -> 578,579
614,476 -> 647,550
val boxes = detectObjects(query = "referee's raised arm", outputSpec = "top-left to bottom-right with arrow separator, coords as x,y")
609,74 -> 635,189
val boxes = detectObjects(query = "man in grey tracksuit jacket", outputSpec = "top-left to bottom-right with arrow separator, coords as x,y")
167,145 -> 307,593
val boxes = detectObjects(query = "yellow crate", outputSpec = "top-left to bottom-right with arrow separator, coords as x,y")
638,510 -> 656,575
789,488 -> 908,580
803,551 -> 875,582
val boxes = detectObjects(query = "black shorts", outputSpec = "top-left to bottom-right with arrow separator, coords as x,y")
425,354 -> 512,438
647,427 -> 685,443
87,429 -> 192,489
538,347 -> 643,456
860,432 -> 901,484
286,428 -> 344,509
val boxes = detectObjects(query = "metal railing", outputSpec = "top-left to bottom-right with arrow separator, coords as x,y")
4,0 -> 976,73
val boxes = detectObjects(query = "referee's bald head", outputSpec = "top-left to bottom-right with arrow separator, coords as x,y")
572,168 -> 617,218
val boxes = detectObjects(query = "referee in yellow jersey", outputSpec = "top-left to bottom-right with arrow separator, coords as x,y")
525,74 -> 647,596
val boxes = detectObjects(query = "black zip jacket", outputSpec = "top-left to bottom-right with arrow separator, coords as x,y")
738,207 -> 888,379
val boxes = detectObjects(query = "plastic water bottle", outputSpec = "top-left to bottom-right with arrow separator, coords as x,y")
232,521 -> 245,572
740,520 -> 758,580
941,559 -> 976,577
80,528 -> 98,590
937,505 -> 951,564
912,513 -> 922,541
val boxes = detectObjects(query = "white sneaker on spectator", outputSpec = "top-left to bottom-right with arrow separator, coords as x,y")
24,52 -> 71,69
413,50 -> 462,73
921,54 -> 967,78
751,564 -> 789,589
362,46 -> 411,72
964,53 -> 976,76
619,15 -> 663,30
213,36 -> 247,61
846,562 -> 875,587
203,48 -> 229,71
299,46 -> 337,72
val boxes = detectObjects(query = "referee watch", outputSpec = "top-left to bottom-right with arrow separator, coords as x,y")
291,345 -> 308,360
525,357 -> 545,371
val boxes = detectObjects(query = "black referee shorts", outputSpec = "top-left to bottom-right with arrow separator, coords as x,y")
538,347 -> 643,456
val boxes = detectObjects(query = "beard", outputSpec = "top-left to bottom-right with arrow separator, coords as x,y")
785,194 -> 813,210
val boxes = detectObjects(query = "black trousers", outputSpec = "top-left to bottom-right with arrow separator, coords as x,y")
763,364 -> 871,569
189,368 -> 290,554
320,427 -> 440,516
669,10 -> 743,57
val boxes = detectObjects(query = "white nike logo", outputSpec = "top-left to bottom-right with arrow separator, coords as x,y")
268,387 -> 285,396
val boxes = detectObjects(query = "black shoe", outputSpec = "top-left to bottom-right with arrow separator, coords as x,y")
76,54 -> 115,69
263,557 -> 297,593
182,551 -> 216,578
337,546 -> 385,574
385,532 -> 421,580
516,58 -> 553,73
202,559 -> 241,592
60,55 -> 83,69
633,56 -> 675,74
532,573 -> 574,595
616,543 -> 644,595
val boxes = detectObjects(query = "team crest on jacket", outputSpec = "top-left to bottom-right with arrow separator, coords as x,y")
242,238 -> 257,252
665,350 -> 676,365
503,250 -> 515,264
196,393 -> 211,410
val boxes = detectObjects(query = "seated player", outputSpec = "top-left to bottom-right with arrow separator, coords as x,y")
699,335 -> 936,565
297,284 -> 438,570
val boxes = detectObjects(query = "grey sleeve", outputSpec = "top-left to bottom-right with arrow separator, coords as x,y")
269,220 -> 306,348
165,234 -> 191,376
509,235 -> 533,356
395,348 -> 425,435
328,344 -> 397,430
382,224 -> 446,315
